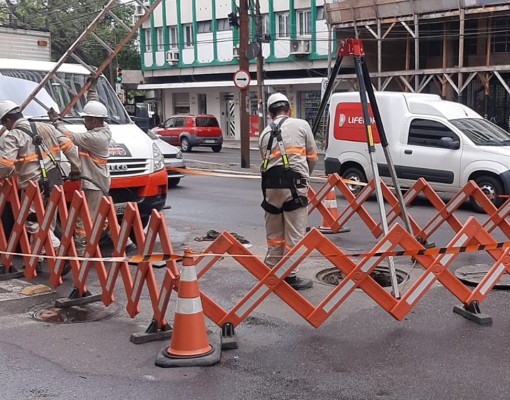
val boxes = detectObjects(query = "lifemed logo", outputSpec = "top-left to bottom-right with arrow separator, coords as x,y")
338,114 -> 346,127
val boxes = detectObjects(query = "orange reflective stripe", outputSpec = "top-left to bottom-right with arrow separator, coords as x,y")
79,150 -> 108,166
285,146 -> 306,156
270,147 -> 306,158
0,158 -> 15,167
267,238 -> 285,247
307,151 -> 318,160
60,140 -> 73,151
64,131 -> 72,139
49,145 -> 60,154
16,154 -> 39,163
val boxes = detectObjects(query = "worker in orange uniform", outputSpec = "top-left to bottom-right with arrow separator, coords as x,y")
0,99 -> 81,274
49,76 -> 114,256
258,93 -> 318,290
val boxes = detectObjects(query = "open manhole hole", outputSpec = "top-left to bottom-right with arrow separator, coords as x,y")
29,302 -> 120,324
316,266 -> 409,287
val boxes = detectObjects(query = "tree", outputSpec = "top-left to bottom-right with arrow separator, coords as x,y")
0,0 -> 140,72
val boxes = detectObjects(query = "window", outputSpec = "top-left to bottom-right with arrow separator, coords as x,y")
144,29 -> 152,52
217,18 -> 229,31
408,119 -> 459,147
174,117 -> 187,127
296,10 -> 311,37
156,28 -> 164,51
197,21 -> 211,33
276,12 -> 289,38
316,6 -> 325,20
164,118 -> 175,128
492,16 -> 510,53
184,24 -> 194,47
262,14 -> 269,35
169,27 -> 178,49
196,116 -> 219,128
198,94 -> 207,115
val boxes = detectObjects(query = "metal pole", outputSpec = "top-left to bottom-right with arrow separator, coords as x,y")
311,48 -> 343,137
354,55 -> 400,299
255,0 -> 266,136
361,59 -> 413,236
239,0 -> 250,168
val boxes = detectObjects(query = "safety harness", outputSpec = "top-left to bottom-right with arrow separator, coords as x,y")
19,122 -> 65,198
261,117 -> 308,214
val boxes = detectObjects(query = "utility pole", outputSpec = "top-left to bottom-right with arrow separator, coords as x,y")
255,0 -> 266,136
239,0 -> 250,168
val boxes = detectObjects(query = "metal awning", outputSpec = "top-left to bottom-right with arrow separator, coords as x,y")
137,77 -> 323,90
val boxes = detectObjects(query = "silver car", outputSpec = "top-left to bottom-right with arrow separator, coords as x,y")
147,129 -> 185,187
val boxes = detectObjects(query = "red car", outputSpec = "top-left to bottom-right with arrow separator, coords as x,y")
153,114 -> 223,152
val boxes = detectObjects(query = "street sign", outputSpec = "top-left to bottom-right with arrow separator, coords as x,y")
233,69 -> 250,90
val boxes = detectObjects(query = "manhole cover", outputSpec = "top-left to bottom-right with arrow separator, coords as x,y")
455,264 -> 510,289
29,302 -> 120,324
316,266 -> 409,287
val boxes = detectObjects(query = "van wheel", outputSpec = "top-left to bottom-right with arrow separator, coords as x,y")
168,178 -> 181,187
470,175 -> 504,213
180,137 -> 192,152
212,144 -> 222,153
343,167 -> 367,196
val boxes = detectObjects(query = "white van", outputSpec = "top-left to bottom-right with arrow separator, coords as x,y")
0,58 -> 168,225
324,91 -> 510,211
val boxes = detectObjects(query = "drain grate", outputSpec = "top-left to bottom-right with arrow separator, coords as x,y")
316,266 -> 408,287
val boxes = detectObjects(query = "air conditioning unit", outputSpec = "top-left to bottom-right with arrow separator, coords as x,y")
134,5 -> 144,16
290,39 -> 311,55
233,46 -> 240,59
166,50 -> 180,64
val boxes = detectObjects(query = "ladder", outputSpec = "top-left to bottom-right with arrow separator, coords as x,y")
19,0 -> 162,117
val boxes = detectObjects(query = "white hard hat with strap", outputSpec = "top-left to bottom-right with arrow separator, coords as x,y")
0,100 -> 21,121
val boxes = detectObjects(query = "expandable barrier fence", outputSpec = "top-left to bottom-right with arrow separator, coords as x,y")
1,174 -> 510,360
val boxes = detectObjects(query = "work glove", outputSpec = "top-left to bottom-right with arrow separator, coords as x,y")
68,171 -> 81,182
47,108 -> 61,123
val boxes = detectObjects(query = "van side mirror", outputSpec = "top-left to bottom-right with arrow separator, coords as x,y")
440,137 -> 460,150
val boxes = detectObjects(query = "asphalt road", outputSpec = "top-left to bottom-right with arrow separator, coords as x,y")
0,152 -> 509,400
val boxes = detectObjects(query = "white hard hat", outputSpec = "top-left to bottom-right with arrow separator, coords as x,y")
0,100 -> 21,121
80,100 -> 108,118
267,93 -> 290,112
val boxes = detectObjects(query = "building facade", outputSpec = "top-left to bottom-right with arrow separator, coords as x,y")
136,0 -> 334,139
325,0 -> 510,130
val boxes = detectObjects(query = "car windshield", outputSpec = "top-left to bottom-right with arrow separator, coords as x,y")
0,68 -> 130,124
451,118 -> 510,146
196,117 -> 219,127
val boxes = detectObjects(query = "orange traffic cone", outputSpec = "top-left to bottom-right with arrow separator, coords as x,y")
318,188 -> 339,233
155,248 -> 221,367
318,189 -> 350,234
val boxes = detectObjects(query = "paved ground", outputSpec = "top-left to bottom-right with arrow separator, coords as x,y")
1,148 -> 510,399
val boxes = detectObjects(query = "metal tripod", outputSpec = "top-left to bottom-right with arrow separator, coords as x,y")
313,38 -> 416,299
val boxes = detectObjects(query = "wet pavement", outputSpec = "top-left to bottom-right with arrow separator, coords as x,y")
1,150 -> 510,399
